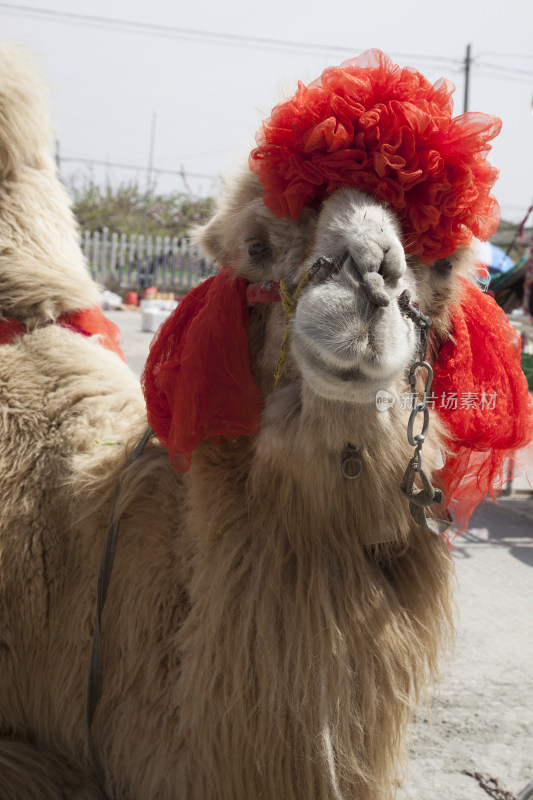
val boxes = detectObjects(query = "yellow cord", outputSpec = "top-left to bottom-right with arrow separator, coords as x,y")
274,265 -> 315,384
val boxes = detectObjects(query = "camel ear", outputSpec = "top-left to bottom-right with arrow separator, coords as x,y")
192,213 -> 232,267
193,169 -> 265,267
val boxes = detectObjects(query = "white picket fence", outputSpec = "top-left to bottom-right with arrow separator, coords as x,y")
82,228 -> 214,294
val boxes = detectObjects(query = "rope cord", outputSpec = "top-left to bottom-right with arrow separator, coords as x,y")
86,426 -> 153,787
274,265 -> 315,383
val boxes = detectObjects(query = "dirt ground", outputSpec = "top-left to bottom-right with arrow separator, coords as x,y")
107,308 -> 533,800
397,501 -> 533,800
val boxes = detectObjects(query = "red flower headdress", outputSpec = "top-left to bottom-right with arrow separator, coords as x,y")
249,49 -> 501,264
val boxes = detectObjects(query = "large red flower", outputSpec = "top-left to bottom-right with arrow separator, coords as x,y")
249,49 -> 501,263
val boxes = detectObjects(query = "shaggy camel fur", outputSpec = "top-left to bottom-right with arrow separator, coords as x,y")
0,45 -> 461,799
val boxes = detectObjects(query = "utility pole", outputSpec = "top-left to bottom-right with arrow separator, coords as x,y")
463,43 -> 471,114
142,112 -> 157,235
146,112 -> 157,197
54,138 -> 60,174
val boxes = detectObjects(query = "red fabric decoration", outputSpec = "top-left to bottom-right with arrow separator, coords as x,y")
141,267 -> 262,472
0,306 -> 126,362
249,49 -> 501,264
246,280 -> 281,304
60,308 -> 126,362
142,269 -> 533,534
433,277 -> 533,528
0,318 -> 26,344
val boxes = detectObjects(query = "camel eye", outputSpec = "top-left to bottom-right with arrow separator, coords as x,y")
248,240 -> 271,260
433,258 -> 453,276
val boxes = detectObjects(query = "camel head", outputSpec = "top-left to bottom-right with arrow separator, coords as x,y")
144,50 -> 504,504
192,51 -> 500,419
198,174 -> 458,408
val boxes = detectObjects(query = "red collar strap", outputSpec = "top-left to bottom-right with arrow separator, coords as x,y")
0,307 -> 126,362
246,280 -> 281,304
142,269 -> 533,527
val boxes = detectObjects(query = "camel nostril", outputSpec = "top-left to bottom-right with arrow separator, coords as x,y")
380,248 -> 406,286
342,252 -> 357,276
378,248 -> 390,276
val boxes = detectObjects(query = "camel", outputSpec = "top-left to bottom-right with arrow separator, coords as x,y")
1,44 -> 529,800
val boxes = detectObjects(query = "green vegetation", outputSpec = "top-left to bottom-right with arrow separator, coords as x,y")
67,175 -> 531,267
67,175 -> 213,238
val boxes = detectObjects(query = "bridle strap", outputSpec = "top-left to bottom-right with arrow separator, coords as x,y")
86,426 -> 153,786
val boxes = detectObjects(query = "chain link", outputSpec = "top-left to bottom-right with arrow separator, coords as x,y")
463,770 -> 517,800
399,291 -> 450,536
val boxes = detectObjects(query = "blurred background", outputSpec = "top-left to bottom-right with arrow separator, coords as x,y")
3,0 -> 532,379
1,0 -> 532,218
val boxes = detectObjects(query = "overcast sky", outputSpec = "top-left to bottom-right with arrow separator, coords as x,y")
1,0 -> 532,223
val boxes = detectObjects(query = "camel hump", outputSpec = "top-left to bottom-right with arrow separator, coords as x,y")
0,42 -> 53,180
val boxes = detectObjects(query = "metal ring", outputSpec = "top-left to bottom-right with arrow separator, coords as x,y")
342,454 -> 363,479
407,403 -> 430,447
413,444 -> 423,472
408,360 -> 434,395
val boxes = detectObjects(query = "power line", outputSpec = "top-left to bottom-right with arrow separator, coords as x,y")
60,156 -> 218,181
474,70 -> 533,86
477,51 -> 533,60
475,61 -> 533,78
0,3 -> 461,65
3,5 -> 532,87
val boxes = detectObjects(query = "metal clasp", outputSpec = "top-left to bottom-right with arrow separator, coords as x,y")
342,444 -> 362,479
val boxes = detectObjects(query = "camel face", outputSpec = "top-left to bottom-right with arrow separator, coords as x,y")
196,173 -> 457,409
290,187 -> 417,403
